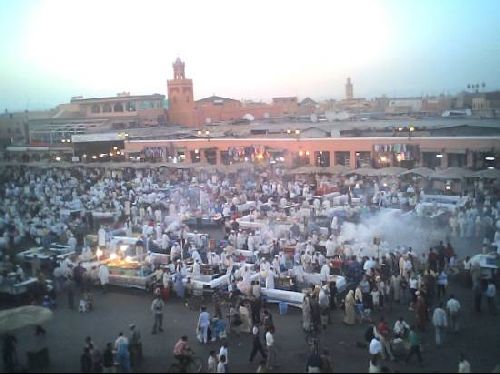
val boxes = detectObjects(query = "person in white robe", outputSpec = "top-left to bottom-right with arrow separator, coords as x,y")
265,267 -> 276,289
320,263 -> 331,283
98,226 -> 106,248
192,259 -> 201,280
98,264 -> 110,291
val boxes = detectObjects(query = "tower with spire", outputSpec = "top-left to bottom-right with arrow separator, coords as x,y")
167,57 -> 195,126
345,77 -> 353,100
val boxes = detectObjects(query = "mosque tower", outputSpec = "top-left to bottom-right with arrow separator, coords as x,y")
167,58 -> 195,126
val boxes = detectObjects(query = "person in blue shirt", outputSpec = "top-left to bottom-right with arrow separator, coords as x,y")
198,306 -> 211,344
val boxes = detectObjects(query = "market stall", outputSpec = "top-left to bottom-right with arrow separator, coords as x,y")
100,257 -> 158,290
0,276 -> 39,296
16,246 -> 75,264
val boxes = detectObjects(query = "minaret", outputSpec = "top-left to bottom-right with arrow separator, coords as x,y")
345,77 -> 353,100
167,58 -> 195,126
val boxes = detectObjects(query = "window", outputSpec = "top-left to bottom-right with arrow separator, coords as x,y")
205,149 -> 217,165
448,153 -> 466,167
91,104 -> 100,113
103,104 -> 112,113
190,150 -> 201,163
314,151 -> 330,167
126,102 -> 136,112
113,103 -> 124,112
422,152 -> 442,168
335,151 -> 350,167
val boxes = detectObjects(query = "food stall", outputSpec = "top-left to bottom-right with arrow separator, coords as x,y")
100,257 -> 158,290
0,275 -> 39,296
261,288 -> 305,309
16,245 -> 75,264
415,195 -> 468,218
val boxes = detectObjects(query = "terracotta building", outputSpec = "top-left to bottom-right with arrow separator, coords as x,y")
124,135 -> 499,170
166,58 -> 303,127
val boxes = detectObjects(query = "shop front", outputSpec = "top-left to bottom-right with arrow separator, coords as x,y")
373,143 -> 419,168
220,145 -> 286,166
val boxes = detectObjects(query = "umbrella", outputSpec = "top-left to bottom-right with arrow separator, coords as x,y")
400,167 -> 435,178
375,167 -> 407,177
343,167 -> 377,177
430,167 -> 474,180
470,168 -> 500,179
0,306 -> 53,334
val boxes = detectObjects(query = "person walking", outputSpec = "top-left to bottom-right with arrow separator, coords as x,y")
208,350 -> 218,373
437,270 -> 448,301
369,336 -> 382,361
129,323 -> 142,367
217,355 -> 227,373
486,280 -> 497,315
151,295 -> 165,334
102,343 -> 114,374
198,306 -> 211,344
415,293 -> 428,332
249,325 -> 267,363
458,353 -> 471,373
265,327 -> 276,370
343,290 -> 356,325
446,295 -> 461,333
219,341 -> 229,372
305,346 -> 322,373
432,303 -> 448,346
114,332 -> 131,373
375,316 -> 395,361
80,347 -> 92,373
405,325 -> 423,365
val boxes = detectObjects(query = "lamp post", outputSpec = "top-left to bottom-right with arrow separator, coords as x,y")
409,125 -> 415,140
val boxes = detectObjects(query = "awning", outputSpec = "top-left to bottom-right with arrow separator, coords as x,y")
430,167 -> 474,179
72,133 -> 125,143
400,167 -> 435,178
6,146 -> 72,152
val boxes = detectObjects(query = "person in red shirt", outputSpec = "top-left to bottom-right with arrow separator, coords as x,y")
376,316 -> 395,361
173,336 -> 192,369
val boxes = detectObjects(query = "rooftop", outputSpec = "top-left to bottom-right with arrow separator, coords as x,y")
70,94 -> 165,104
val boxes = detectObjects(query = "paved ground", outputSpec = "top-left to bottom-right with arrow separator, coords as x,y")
4,228 -> 500,373
7,265 -> 500,374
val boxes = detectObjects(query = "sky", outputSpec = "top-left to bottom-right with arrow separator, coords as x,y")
1,0 -> 500,111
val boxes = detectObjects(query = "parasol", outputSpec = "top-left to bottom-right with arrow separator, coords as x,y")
0,306 -> 53,335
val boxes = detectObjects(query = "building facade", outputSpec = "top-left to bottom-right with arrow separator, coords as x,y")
123,136 -> 499,170
27,93 -> 167,146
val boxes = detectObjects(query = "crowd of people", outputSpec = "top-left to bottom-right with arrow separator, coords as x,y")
0,163 -> 498,373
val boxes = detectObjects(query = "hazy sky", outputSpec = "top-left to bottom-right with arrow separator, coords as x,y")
1,0 -> 500,111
